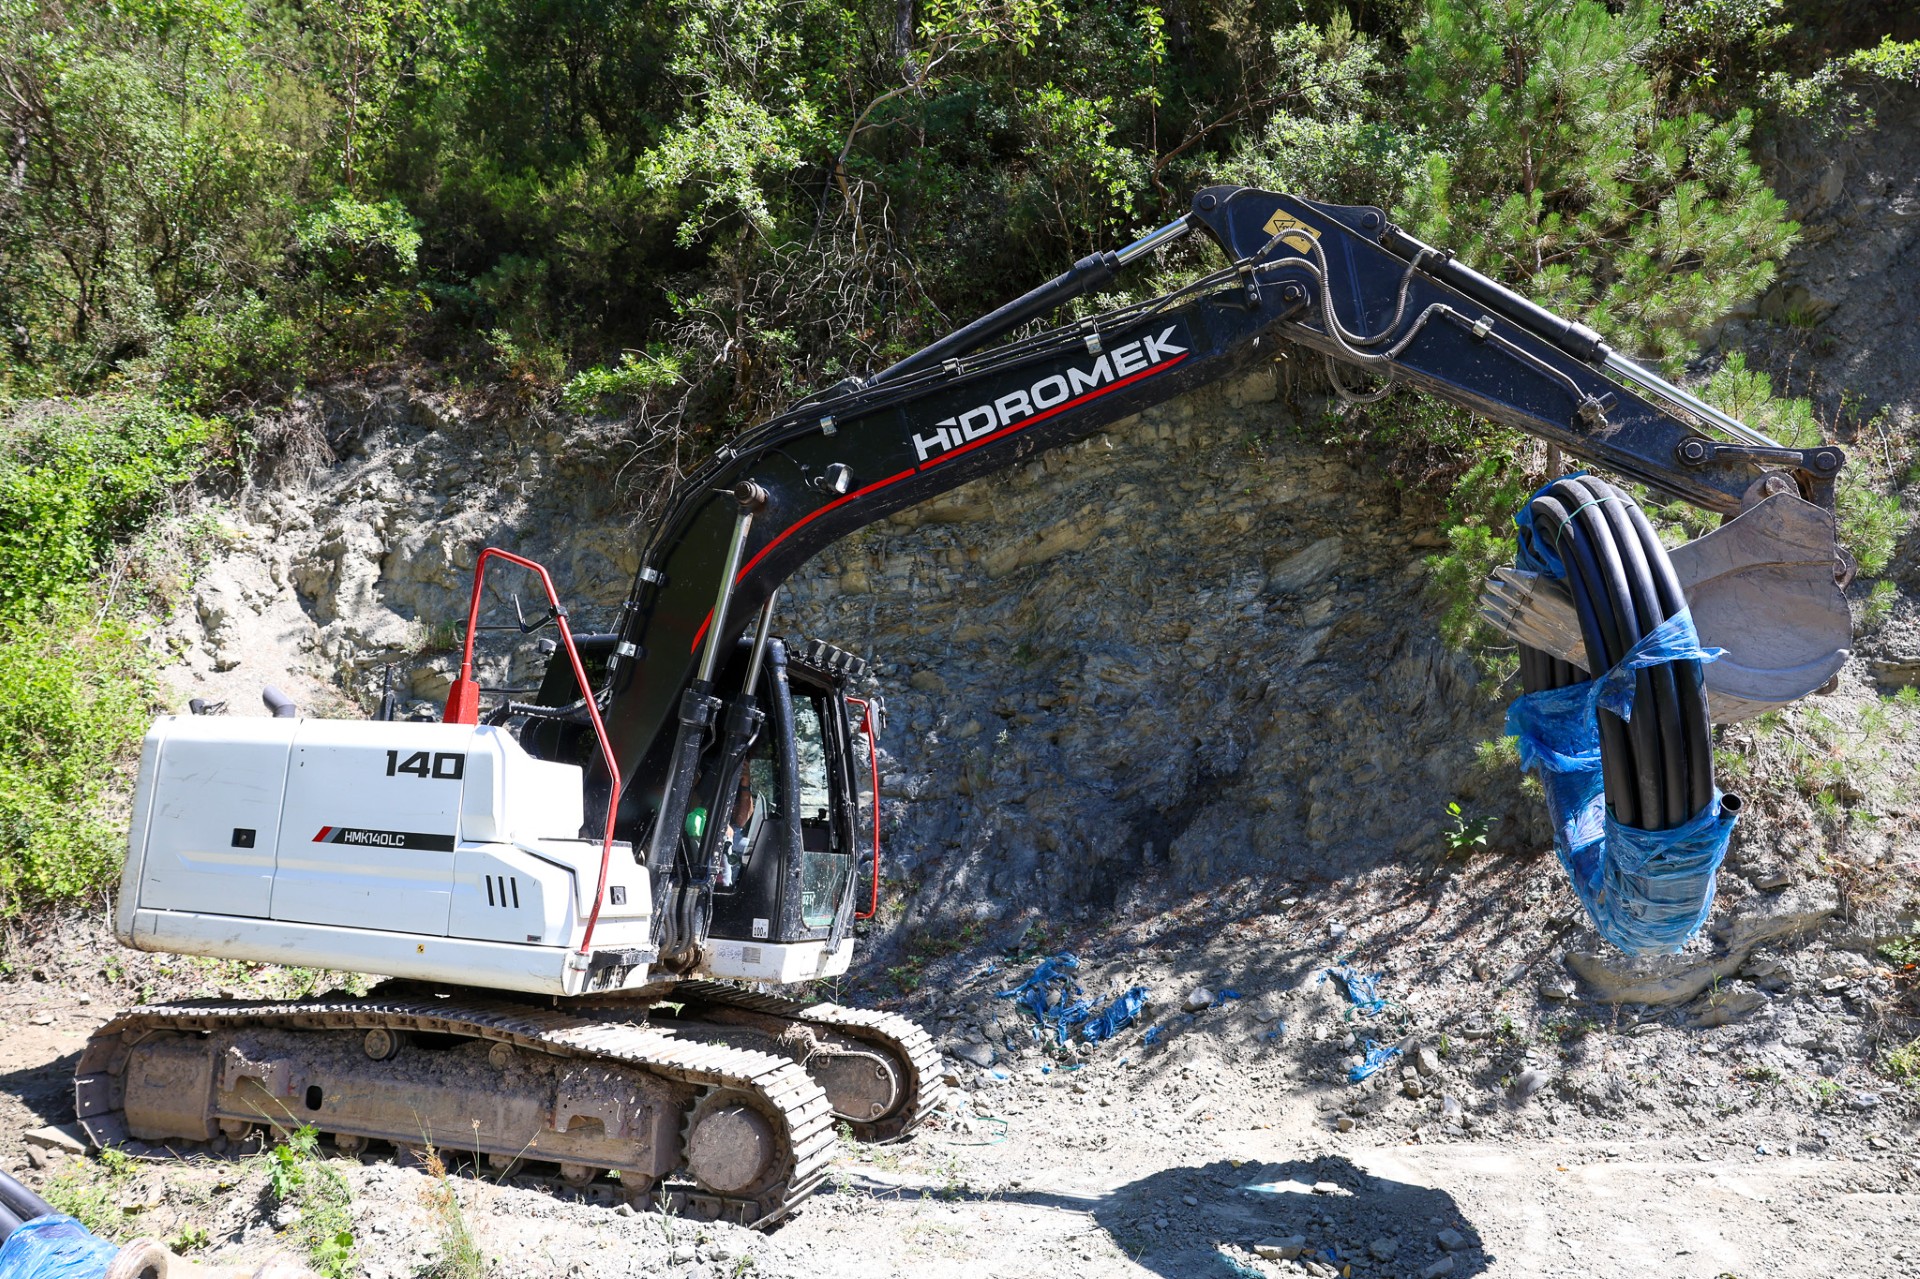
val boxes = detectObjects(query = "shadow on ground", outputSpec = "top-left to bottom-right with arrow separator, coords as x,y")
836,1154 -> 1488,1278
1089,1156 -> 1487,1279
0,1048 -> 80,1131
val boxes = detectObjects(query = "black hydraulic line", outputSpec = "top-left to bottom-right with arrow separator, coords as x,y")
1623,499 -> 1715,812
869,255 -> 1118,387
1542,494 -> 1647,827
0,1169 -> 53,1223
1549,478 -> 1664,828
1519,644 -> 1545,689
1379,225 -> 1611,366
1528,494 -> 1641,826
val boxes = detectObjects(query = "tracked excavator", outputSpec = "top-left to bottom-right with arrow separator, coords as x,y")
81,186 -> 1854,1224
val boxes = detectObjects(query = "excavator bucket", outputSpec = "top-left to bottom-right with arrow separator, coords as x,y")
1479,492 -> 1852,723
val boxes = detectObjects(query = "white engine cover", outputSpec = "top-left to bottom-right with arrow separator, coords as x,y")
120,715 -> 653,996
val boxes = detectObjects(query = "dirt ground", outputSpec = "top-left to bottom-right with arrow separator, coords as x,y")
3,844 -> 1915,1279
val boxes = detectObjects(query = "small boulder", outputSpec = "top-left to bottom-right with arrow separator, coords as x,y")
1510,1068 -> 1549,1101
951,1043 -> 994,1069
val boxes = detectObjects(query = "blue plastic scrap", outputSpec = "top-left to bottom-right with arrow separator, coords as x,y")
997,952 -> 1081,1019
1081,986 -> 1150,1044
999,954 -> 1153,1046
1321,966 -> 1387,1016
1348,1039 -> 1401,1083
0,1214 -> 119,1279
1507,476 -> 1737,955
1143,1026 -> 1166,1047
1213,988 -> 1242,1006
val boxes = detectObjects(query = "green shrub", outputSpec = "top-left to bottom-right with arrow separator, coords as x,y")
561,348 -> 684,412
0,399 -> 218,618
0,606 -> 159,913
0,397 -> 213,913
164,296 -> 315,408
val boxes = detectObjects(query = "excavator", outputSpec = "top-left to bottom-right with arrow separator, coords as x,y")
79,186 -> 1853,1224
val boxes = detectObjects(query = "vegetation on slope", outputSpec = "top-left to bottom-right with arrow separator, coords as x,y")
0,0 -> 1912,909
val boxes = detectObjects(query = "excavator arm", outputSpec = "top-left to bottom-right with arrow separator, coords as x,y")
574,185 -> 1846,809
458,185 -> 1852,960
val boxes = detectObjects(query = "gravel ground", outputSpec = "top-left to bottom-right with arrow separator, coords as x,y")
4,844 -> 1916,1279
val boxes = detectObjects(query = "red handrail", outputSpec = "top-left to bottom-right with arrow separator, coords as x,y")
444,548 -> 622,958
846,696 -> 881,920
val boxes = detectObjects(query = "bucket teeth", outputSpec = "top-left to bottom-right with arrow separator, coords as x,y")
1476,568 -> 1585,665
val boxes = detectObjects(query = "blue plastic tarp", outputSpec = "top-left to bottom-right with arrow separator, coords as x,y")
1506,477 -> 1738,955
0,1215 -> 118,1279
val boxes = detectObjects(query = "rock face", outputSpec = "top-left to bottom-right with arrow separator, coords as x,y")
1734,85 -> 1920,428
167,367 -> 1526,944
774,371 -> 1527,935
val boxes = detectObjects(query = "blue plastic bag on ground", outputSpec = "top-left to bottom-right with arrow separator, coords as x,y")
0,1214 -> 118,1279
1349,1040 -> 1400,1083
1321,966 -> 1387,1016
1081,987 -> 1149,1043
1505,478 -> 1737,955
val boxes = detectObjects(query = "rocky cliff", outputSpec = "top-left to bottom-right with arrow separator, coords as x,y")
166,365 -> 1532,955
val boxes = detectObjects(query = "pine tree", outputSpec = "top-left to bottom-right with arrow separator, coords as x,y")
1397,0 -> 1796,361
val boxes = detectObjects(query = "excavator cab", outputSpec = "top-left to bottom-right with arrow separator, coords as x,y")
519,629 -> 871,983
702,638 -> 864,953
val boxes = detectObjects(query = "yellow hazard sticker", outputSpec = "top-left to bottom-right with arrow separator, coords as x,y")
1262,210 -> 1320,255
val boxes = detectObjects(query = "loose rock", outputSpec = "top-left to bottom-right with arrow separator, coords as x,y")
1511,1069 -> 1549,1101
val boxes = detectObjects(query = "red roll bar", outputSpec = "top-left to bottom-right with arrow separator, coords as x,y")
444,549 -> 622,957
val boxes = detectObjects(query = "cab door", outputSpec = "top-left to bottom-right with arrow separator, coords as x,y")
706,641 -> 857,944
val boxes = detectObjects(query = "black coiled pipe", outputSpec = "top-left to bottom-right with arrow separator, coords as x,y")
0,1168 -> 55,1224
1517,477 -> 1714,832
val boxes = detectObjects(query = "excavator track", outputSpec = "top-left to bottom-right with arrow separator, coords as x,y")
73,994 -> 836,1227
638,980 -> 944,1142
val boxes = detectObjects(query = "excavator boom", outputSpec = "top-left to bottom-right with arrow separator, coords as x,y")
598,186 -> 1850,851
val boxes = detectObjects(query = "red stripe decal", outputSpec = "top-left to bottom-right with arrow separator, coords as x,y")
686,351 -> 1187,653
313,826 -> 332,842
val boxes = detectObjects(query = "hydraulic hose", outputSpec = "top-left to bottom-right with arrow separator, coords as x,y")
1517,476 -> 1715,833
1551,476 -> 1666,827
1622,497 -> 1714,813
